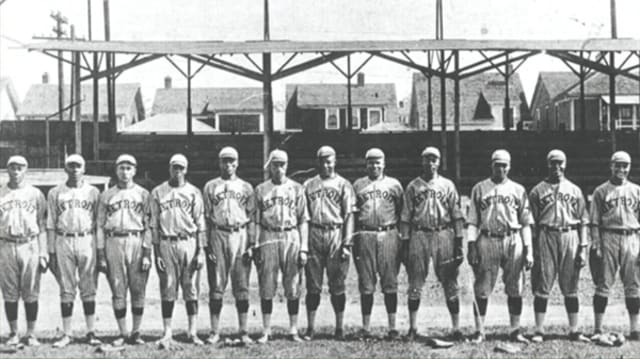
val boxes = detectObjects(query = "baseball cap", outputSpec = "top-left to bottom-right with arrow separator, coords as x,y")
546,149 -> 566,163
491,149 -> 511,164
421,146 -> 441,158
316,146 -> 336,158
115,154 -> 137,166
268,149 -> 288,163
219,146 -> 239,160
7,155 -> 27,167
365,148 -> 385,159
611,151 -> 631,163
169,154 -> 188,167
65,154 -> 85,166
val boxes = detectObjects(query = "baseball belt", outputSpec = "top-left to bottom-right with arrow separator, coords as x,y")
212,224 -> 247,233
56,230 -> 93,237
261,225 -> 297,232
0,235 -> 38,244
359,224 -> 397,232
601,227 -> 640,236
540,224 -> 578,233
106,230 -> 143,237
310,222 -> 342,230
161,233 -> 194,241
480,228 -> 517,238
413,224 -> 451,232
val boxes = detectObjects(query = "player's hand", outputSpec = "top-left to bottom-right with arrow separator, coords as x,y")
467,241 -> 480,266
591,243 -> 602,259
242,248 -> 254,266
140,247 -> 152,272
97,249 -> 108,274
524,246 -> 534,270
298,251 -> 308,268
204,247 -> 216,264
38,256 -> 48,273
48,252 -> 58,275
155,256 -> 166,273
453,241 -> 464,267
575,245 -> 587,268
191,252 -> 205,272
253,248 -> 262,266
340,246 -> 351,261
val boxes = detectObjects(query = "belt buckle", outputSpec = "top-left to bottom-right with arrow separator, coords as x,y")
377,226 -> 383,231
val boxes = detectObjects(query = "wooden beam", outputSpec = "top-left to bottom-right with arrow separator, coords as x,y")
272,52 -> 348,80
368,51 -> 447,78
186,54 -> 264,82
547,50 -> 640,80
80,53 -> 162,81
459,51 -> 537,79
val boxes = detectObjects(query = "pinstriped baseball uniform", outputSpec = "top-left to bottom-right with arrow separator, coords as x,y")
401,175 -> 463,300
255,178 -> 309,300
0,184 -> 46,302
203,176 -> 255,300
97,184 -> 151,309
303,174 -> 355,296
46,182 -> 100,303
467,178 -> 534,297
589,180 -> 640,297
529,178 -> 588,298
353,175 -> 403,295
150,181 -> 206,301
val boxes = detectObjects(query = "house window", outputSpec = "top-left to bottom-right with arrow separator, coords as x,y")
618,105 -> 634,129
368,108 -> 382,127
325,108 -> 340,130
351,108 -> 361,129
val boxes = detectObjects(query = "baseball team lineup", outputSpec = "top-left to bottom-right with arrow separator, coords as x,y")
1,143 -> 640,350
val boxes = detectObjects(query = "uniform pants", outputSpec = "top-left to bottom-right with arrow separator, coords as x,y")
407,228 -> 459,300
54,234 -> 97,303
207,229 -> 250,301
305,226 -> 349,296
105,234 -> 149,309
472,232 -> 524,298
257,230 -> 301,300
157,238 -> 200,302
0,239 -> 41,302
354,229 -> 400,295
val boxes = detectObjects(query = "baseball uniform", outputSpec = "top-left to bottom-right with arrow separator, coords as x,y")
303,174 -> 355,296
203,176 -> 255,301
149,181 -> 206,302
255,178 -> 309,300
46,182 -> 100,303
401,175 -> 463,301
529,178 -> 588,298
0,184 -> 47,303
467,178 -> 534,298
97,183 -> 151,310
352,175 -> 403,295
589,179 -> 640,297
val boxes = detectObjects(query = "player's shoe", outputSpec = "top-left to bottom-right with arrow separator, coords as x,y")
111,336 -> 126,347
256,333 -> 270,344
22,334 -> 40,347
205,332 -> 221,345
530,332 -> 544,343
6,333 -> 20,346
156,338 -> 173,350
386,329 -> 400,341
53,335 -> 72,348
449,330 -> 465,342
334,328 -> 344,341
590,328 -> 604,341
569,331 -> 591,343
509,329 -> 530,344
470,331 -> 485,344
302,329 -> 314,341
186,334 -> 203,345
356,328 -> 374,341
85,332 -> 102,346
287,333 -> 303,342
239,332 -> 253,345
630,331 -> 640,341
128,331 -> 145,345
404,328 -> 418,341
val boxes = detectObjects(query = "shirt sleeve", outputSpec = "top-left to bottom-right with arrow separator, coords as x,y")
448,182 -> 464,221
202,183 -> 212,226
400,182 -> 413,224
589,188 -> 602,227
91,187 -> 100,230
466,184 -> 480,227
394,181 -> 404,220
576,187 -> 589,226
149,189 -> 160,229
342,181 -> 356,217
192,189 -> 207,234
296,184 -> 309,224
96,192 -> 107,228
518,186 -> 534,226
245,183 -> 257,222
46,187 -> 58,231
36,189 -> 47,232
528,187 -> 540,223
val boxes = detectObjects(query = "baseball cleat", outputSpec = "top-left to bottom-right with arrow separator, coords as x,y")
530,332 -> 544,343
85,332 -> 102,346
405,328 -> 418,341
22,334 -> 40,347
128,331 -> 145,345
186,334 -> 204,345
256,334 -> 270,344
449,330 -> 465,342
428,337 -> 455,349
302,329 -> 314,341
287,333 -> 303,342
156,338 -> 173,350
386,329 -> 400,341
509,330 -> 530,344
569,331 -> 591,343
334,328 -> 344,341
470,331 -> 485,344
356,329 -> 373,341
6,333 -> 19,346
239,333 -> 254,345
53,335 -> 72,348
629,331 -> 640,341
111,336 -> 126,347
205,333 -> 220,345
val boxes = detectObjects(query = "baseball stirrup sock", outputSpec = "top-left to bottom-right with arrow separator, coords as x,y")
261,299 -> 273,314
235,300 -> 249,314
625,297 -> 640,315
186,300 -> 198,316
593,295 -> 608,314
330,294 -> 346,313
209,299 -> 223,315
161,301 -> 174,319
4,302 -> 18,322
61,302 -> 74,318
83,301 -> 96,316
564,297 -> 579,314
384,293 -> 397,314
534,296 -> 548,313
446,298 -> 460,315
25,301 -> 38,322
132,307 -> 144,316
474,297 -> 488,316
306,294 -> 320,311
408,298 -> 420,312
287,299 -> 300,315
361,294 -> 373,316
507,296 -> 523,316
114,308 -> 127,319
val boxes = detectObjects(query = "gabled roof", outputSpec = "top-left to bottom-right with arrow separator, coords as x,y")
17,83 -> 140,118
564,73 -> 639,97
538,72 -> 578,100
151,87 -> 264,115
121,113 -> 217,134
0,77 -> 20,116
286,83 -> 396,107
364,120 -> 414,132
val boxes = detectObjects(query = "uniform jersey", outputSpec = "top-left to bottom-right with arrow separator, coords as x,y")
203,176 -> 255,227
589,179 -> 640,229
353,175 -> 403,227
529,178 -> 588,227
97,184 -> 150,232
46,182 -> 99,233
0,184 -> 46,238
467,178 -> 534,232
400,175 -> 463,227
303,174 -> 356,225
149,181 -> 206,239
255,178 -> 309,228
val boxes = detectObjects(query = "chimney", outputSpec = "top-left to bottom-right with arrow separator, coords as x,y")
164,75 -> 172,89
356,72 -> 365,87
42,72 -> 49,84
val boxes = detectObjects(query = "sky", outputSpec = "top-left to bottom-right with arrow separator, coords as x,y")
1,0 -> 640,115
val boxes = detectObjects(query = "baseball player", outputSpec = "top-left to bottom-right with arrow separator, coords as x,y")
251,149 -> 309,343
352,148 -> 404,339
466,149 -> 534,344
149,154 -> 206,348
47,154 -> 101,348
400,146 -> 464,341
302,146 -> 355,341
202,147 -> 255,345
589,151 -> 640,340
96,154 -> 152,346
0,156 -> 47,346
529,150 -> 590,343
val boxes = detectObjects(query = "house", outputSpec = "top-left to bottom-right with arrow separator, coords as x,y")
0,77 -> 20,121
151,76 -> 264,133
285,74 -> 398,132
17,73 -> 144,131
121,113 -> 217,134
409,71 -> 529,131
531,72 -> 640,131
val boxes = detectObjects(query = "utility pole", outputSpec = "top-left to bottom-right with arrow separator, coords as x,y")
70,25 -> 82,155
262,0 -> 273,179
50,11 -> 67,167
104,0 -> 115,138
609,0 -> 617,151
88,0 -> 100,160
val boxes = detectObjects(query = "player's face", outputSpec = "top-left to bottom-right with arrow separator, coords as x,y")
547,159 -> 565,179
491,161 -> 510,181
366,158 -> 385,178
318,155 -> 336,177
65,162 -> 85,181
269,161 -> 287,181
421,155 -> 439,175
7,163 -> 26,184
611,161 -> 630,181
116,163 -> 136,183
219,158 -> 238,177
169,164 -> 187,181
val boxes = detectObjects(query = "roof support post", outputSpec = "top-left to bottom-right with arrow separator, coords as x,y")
439,50 -> 447,172
262,54 -> 273,180
609,51 -> 617,151
187,57 -> 193,142
72,26 -> 82,155
347,54 -> 352,131
427,52 -> 433,132
93,53 -> 99,160
579,53 -> 586,131
453,50 -> 460,183
504,53 -> 511,131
